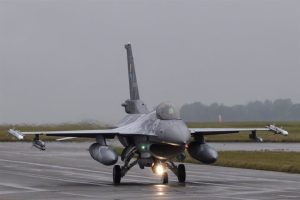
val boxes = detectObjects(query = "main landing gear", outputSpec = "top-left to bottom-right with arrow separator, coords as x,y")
113,146 -> 139,185
113,165 -> 122,185
166,162 -> 186,183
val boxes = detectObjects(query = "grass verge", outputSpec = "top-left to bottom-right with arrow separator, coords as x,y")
214,151 -> 300,173
185,151 -> 300,173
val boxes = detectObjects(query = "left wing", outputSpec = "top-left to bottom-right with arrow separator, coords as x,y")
8,129 -> 119,140
190,124 -> 288,137
8,126 -> 156,140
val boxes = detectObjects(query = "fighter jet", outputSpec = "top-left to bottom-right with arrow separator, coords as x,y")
8,44 -> 288,184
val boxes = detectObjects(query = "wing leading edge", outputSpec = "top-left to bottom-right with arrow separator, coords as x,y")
189,124 -> 288,136
8,126 -> 157,140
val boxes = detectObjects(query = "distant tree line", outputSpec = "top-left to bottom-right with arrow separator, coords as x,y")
180,99 -> 300,122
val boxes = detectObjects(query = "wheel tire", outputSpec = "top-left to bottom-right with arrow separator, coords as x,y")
161,172 -> 168,184
177,164 -> 186,183
113,165 -> 121,185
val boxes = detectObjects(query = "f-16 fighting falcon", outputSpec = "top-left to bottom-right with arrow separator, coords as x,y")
8,44 -> 288,185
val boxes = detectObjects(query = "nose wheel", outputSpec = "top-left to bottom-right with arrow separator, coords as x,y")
158,162 -> 186,184
161,172 -> 168,184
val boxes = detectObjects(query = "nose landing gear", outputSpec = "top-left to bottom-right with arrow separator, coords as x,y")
161,172 -> 168,184
154,161 -> 186,184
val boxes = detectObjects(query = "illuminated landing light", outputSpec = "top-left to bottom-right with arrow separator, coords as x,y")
154,164 -> 165,175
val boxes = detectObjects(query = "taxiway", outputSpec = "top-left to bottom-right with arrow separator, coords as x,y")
0,142 -> 299,200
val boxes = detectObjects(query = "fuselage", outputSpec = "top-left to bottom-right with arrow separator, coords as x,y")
116,105 -> 191,160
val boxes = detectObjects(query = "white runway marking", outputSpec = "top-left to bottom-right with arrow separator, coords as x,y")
0,182 -> 45,192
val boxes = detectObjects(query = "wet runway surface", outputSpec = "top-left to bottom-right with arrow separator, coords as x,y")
0,142 -> 299,200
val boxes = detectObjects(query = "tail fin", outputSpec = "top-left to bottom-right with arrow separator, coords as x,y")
122,44 -> 148,114
125,43 -> 140,100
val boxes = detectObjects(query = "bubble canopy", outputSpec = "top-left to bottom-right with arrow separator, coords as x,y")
156,102 -> 181,120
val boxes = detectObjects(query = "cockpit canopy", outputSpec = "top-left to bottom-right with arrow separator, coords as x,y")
156,102 -> 180,120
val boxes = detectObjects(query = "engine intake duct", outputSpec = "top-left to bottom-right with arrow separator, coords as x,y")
187,141 -> 218,164
89,143 -> 118,166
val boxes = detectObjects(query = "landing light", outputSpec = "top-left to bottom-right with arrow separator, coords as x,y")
154,164 -> 165,175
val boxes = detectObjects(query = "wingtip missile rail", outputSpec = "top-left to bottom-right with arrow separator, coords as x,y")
266,125 -> 288,136
8,129 -> 24,140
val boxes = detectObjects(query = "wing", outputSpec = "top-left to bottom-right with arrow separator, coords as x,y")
8,126 -> 156,140
190,125 -> 288,136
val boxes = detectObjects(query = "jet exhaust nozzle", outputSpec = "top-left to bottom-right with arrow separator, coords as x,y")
187,141 -> 218,164
89,143 -> 118,166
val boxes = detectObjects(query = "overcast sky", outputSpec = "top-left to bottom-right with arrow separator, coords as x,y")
0,0 -> 299,124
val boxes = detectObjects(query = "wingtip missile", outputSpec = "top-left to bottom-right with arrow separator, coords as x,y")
8,129 -> 24,140
267,125 -> 288,136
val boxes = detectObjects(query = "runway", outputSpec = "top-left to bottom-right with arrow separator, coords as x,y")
0,142 -> 299,200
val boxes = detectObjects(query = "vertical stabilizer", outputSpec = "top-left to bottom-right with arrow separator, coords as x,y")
122,44 -> 148,114
125,43 -> 140,100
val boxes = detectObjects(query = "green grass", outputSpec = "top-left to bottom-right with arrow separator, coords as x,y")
183,151 -> 300,173
188,121 -> 300,142
214,151 -> 300,173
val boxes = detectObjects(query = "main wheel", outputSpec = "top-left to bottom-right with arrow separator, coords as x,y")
113,165 -> 121,185
161,172 -> 168,184
177,164 -> 186,183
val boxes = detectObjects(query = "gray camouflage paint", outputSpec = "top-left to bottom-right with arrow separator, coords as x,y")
116,44 -> 191,159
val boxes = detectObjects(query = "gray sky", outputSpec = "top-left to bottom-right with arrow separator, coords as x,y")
1,0 -> 299,124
